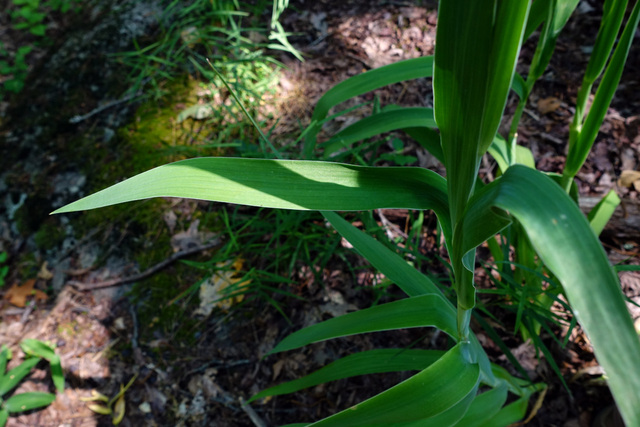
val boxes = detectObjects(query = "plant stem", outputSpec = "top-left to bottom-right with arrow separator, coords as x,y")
457,306 -> 472,342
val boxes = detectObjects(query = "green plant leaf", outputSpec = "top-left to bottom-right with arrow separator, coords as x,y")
584,0 -> 628,84
249,349 -> 444,403
19,340 -> 64,393
304,56 -> 434,157
455,383 -> 508,427
434,0 -> 529,312
49,355 -> 64,394
51,158 -> 451,238
0,345 -> 10,377
565,0 -> 639,178
386,388 -> 478,427
466,165 -> 640,426
478,395 -> 529,427
308,343 -> 479,426
270,294 -> 457,354
322,211 -> 496,387
0,408 -> 8,427
323,107 -> 442,162
322,211 -> 447,297
4,392 -> 56,413
488,136 -> 535,174
20,339 -> 56,360
587,189 -> 620,236
0,357 -> 40,397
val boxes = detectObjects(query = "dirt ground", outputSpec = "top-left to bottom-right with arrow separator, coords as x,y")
1,1 -> 640,426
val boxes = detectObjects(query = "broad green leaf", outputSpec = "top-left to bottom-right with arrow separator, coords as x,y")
323,107 -> 443,162
0,357 -> 40,397
249,349 -> 444,403
587,189 -> 620,236
304,56 -> 434,157
4,392 -> 56,413
270,294 -> 457,354
52,159 -> 450,235
565,0 -> 639,178
308,343 -> 479,427
466,165 -> 640,427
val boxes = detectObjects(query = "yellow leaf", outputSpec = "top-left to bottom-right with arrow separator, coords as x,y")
88,404 -> 112,415
618,170 -> 640,188
112,394 -> 126,425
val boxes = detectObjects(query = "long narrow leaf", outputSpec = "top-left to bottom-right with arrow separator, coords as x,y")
4,392 -> 56,413
323,107 -> 443,162
387,389 -> 478,427
455,383 -> 508,427
308,343 -> 479,427
249,349 -> 444,403
565,0 -> 639,177
322,212 -> 497,387
322,211 -> 447,297
0,358 -> 40,397
587,189 -> 620,236
270,294 -> 457,354
52,159 -> 450,240
466,165 -> 640,426
304,57 -> 434,157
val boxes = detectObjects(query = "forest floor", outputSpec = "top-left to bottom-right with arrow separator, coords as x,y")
1,1 -> 640,426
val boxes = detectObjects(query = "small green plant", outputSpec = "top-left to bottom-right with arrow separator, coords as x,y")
0,43 -> 32,94
0,252 -> 8,288
80,375 -> 137,426
1,0 -> 82,98
115,0 -> 299,102
0,339 -> 63,427
54,0 -> 640,425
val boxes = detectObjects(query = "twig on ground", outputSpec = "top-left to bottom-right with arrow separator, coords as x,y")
239,397 -> 267,427
68,239 -> 223,291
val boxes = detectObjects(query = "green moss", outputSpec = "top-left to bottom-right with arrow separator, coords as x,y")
34,220 -> 66,250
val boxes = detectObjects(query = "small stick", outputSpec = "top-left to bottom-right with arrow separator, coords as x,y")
239,397 -> 267,427
69,239 -> 223,291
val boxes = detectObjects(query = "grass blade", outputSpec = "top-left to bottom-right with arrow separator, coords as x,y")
308,343 -> 479,427
249,349 -> 444,403
323,107 -> 442,162
587,189 -> 620,236
269,294 -> 457,354
304,56 -> 434,156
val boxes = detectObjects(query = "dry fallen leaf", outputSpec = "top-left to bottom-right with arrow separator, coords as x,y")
5,279 -> 34,307
38,261 -> 53,280
618,170 -> 640,190
537,96 -> 562,115
195,258 -> 250,315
